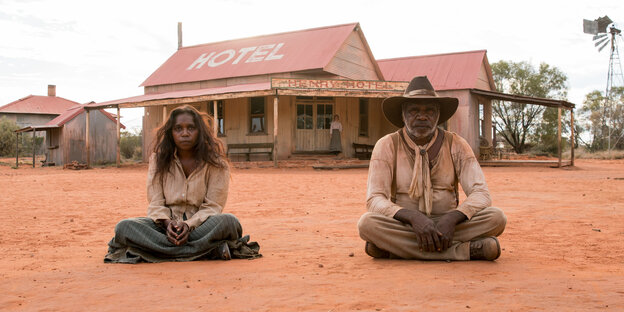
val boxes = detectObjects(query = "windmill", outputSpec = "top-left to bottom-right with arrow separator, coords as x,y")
583,16 -> 624,150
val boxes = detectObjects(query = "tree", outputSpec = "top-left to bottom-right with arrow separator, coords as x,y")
120,129 -> 142,160
0,117 -> 19,157
579,87 -> 624,151
533,107 -> 564,154
491,61 -> 568,154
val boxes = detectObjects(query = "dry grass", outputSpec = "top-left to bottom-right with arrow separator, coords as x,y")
566,148 -> 624,160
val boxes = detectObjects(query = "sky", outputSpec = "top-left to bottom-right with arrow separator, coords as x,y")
1,0 -> 622,131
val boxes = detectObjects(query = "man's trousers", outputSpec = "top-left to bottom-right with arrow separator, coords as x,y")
358,207 -> 506,260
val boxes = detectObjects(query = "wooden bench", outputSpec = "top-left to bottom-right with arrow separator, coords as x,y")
227,143 -> 274,161
353,143 -> 374,160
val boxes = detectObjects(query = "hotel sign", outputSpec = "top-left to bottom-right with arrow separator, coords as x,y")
271,78 -> 408,92
187,43 -> 285,69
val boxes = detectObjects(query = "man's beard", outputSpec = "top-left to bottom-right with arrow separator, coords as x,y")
405,123 -> 435,140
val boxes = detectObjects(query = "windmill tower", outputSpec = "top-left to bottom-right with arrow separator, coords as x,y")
584,16 -> 624,150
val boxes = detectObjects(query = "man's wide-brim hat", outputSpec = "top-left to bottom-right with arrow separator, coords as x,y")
382,76 -> 459,128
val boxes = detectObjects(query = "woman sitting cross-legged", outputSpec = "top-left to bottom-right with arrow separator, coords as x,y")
105,105 -> 260,263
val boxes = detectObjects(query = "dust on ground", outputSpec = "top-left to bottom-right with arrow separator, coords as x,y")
1,159 -> 623,311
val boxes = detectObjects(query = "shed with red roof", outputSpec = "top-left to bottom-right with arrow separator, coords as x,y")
16,105 -> 125,167
7,86 -> 126,167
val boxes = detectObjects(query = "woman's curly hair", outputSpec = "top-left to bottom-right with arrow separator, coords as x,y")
152,105 -> 226,178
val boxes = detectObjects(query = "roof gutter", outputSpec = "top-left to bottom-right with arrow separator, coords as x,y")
470,89 -> 575,109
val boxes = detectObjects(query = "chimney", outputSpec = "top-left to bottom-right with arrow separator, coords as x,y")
178,22 -> 183,50
48,85 -> 56,97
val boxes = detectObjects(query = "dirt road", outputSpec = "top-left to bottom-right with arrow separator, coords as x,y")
1,160 -> 623,311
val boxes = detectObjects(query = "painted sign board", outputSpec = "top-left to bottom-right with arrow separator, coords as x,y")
271,78 -> 408,92
187,43 -> 285,70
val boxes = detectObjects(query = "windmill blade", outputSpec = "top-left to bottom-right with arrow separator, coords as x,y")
593,33 -> 607,41
594,36 -> 609,47
584,19 -> 598,34
584,16 -> 614,34
598,40 -> 610,52
597,16 -> 613,33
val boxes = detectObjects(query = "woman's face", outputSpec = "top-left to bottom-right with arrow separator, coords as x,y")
172,113 -> 199,152
334,115 -> 339,121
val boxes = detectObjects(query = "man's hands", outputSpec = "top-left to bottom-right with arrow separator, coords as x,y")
396,210 -> 441,252
161,219 -> 190,246
394,209 -> 466,252
435,210 -> 466,251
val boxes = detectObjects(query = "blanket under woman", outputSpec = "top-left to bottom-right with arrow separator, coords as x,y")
104,213 -> 261,264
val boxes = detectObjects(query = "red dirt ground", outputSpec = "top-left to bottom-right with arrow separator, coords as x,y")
1,160 -> 623,311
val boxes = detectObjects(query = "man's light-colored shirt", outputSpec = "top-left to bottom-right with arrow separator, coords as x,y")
366,129 -> 491,219
146,153 -> 230,230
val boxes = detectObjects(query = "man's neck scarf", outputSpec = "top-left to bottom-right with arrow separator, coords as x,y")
400,127 -> 439,216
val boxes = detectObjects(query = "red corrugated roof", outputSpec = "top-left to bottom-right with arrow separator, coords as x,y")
89,82 -> 272,108
44,105 -> 125,128
141,23 -> 359,87
44,105 -> 82,126
16,105 -> 125,132
0,95 -> 80,115
378,50 -> 492,90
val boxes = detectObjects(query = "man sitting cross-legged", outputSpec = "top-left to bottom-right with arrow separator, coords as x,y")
358,76 -> 506,261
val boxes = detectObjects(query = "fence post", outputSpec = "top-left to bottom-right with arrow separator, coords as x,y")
32,130 -> 36,168
15,132 -> 19,168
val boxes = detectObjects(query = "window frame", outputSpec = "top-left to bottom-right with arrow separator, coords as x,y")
295,96 -> 335,131
479,103 -> 484,137
248,96 -> 267,135
359,98 -> 369,137
296,101 -> 314,130
316,102 -> 333,130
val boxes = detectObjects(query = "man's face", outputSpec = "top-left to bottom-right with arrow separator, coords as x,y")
402,102 -> 440,140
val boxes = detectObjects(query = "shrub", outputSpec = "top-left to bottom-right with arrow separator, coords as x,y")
0,117 -> 19,156
120,130 -> 142,160
18,135 -> 44,157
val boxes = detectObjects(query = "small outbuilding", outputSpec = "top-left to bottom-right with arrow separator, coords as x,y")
16,105 -> 125,167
